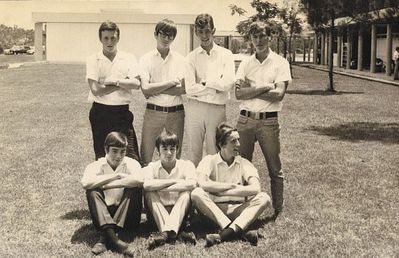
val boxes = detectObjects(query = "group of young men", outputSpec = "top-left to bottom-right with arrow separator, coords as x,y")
82,13 -> 291,256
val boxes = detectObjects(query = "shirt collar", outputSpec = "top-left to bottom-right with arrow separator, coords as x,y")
96,50 -> 125,61
154,48 -> 172,61
98,157 -> 127,171
216,152 -> 241,166
155,160 -> 178,175
251,48 -> 275,65
198,42 -> 219,55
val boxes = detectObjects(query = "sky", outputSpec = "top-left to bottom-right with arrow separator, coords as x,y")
0,0 -> 287,31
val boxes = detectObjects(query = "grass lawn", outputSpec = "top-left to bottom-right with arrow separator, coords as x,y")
0,54 -> 35,65
0,63 -> 398,257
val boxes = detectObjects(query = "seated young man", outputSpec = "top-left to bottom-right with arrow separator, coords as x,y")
191,122 -> 271,247
81,132 -> 143,256
143,130 -> 197,250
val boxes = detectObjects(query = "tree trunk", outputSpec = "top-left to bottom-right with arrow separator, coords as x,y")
288,34 -> 293,77
328,12 -> 335,92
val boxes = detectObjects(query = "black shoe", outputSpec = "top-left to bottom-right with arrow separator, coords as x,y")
148,232 -> 168,250
91,236 -> 107,255
178,231 -> 196,245
109,239 -> 129,253
122,245 -> 135,257
205,234 -> 221,247
242,230 -> 259,246
272,210 -> 282,221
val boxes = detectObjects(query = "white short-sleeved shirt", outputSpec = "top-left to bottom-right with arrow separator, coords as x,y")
236,49 -> 292,112
81,157 -> 142,206
196,153 -> 259,203
143,159 -> 196,206
139,49 -> 185,107
185,43 -> 235,105
86,50 -> 141,105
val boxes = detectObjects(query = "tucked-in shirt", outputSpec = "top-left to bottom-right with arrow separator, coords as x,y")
143,160 -> 196,206
139,49 -> 185,107
86,50 -> 141,105
81,157 -> 142,206
196,153 -> 259,203
236,49 -> 291,112
185,43 -> 235,105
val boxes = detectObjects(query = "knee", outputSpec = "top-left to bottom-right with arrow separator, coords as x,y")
190,187 -> 206,205
86,189 -> 102,200
256,192 -> 271,209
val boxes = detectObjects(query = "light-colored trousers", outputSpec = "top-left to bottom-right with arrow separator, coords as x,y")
140,108 -> 185,166
236,114 -> 284,212
185,99 -> 226,166
145,191 -> 190,235
191,187 -> 270,231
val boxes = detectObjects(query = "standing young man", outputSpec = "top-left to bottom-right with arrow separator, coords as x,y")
86,21 -> 141,162
192,123 -> 270,247
185,13 -> 235,166
235,21 -> 292,219
142,131 -> 197,249
81,132 -> 143,256
139,19 -> 186,166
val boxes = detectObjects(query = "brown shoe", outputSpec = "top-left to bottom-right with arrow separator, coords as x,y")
91,236 -> 107,255
178,231 -> 196,245
148,232 -> 168,250
205,234 -> 221,247
242,230 -> 259,246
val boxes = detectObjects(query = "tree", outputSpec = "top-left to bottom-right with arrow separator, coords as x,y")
279,0 -> 303,75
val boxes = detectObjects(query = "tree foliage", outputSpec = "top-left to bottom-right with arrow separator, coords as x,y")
0,24 -> 34,51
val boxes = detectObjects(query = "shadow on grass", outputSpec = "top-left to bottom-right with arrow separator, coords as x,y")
286,90 -> 364,95
71,224 -> 98,246
61,209 -> 91,220
308,122 -> 399,144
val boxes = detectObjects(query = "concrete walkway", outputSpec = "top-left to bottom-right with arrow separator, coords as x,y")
296,63 -> 399,87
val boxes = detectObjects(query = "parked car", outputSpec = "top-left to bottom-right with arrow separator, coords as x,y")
10,45 -> 30,54
27,46 -> 35,55
4,49 -> 13,55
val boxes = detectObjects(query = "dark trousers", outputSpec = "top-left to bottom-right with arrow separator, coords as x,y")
86,188 -> 143,231
89,102 -> 141,162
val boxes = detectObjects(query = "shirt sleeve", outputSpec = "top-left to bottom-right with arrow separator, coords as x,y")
241,158 -> 260,183
184,52 -> 210,96
86,55 -> 98,82
139,54 -> 151,83
235,58 -> 247,81
206,50 -> 235,92
196,155 -> 213,179
182,160 -> 197,181
141,163 -> 155,180
274,58 -> 292,84
127,54 -> 141,79
81,162 -> 100,188
126,159 -> 143,178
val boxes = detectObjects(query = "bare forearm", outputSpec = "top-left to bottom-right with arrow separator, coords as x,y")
82,174 -> 119,190
161,181 -> 196,192
200,181 -> 235,193
142,81 -> 176,97
163,85 -> 186,96
144,179 -> 177,191
117,78 -> 141,90
89,80 -> 119,96
219,185 -> 260,197
235,86 -> 270,100
102,178 -> 144,189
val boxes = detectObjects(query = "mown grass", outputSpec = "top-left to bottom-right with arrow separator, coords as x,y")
0,64 -> 398,257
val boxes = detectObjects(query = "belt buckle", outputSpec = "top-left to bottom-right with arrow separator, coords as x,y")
162,106 -> 168,113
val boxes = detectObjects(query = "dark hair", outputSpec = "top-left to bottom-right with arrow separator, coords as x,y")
155,19 -> 177,38
155,130 -> 179,152
104,132 -> 128,151
98,21 -> 120,40
194,13 -> 214,30
215,122 -> 237,151
248,21 -> 271,37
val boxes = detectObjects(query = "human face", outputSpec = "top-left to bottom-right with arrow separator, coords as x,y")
220,131 -> 240,161
100,30 -> 119,54
195,25 -> 215,49
251,31 -> 269,53
159,144 -> 177,165
155,31 -> 175,49
106,146 -> 126,169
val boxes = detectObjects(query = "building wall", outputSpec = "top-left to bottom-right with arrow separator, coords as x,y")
46,22 -> 192,62
376,36 -> 399,61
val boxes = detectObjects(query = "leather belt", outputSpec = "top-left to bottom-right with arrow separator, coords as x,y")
146,103 -> 184,113
240,110 -> 278,119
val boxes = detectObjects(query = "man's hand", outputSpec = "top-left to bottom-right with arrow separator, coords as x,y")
168,78 -> 181,87
103,77 -> 118,86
